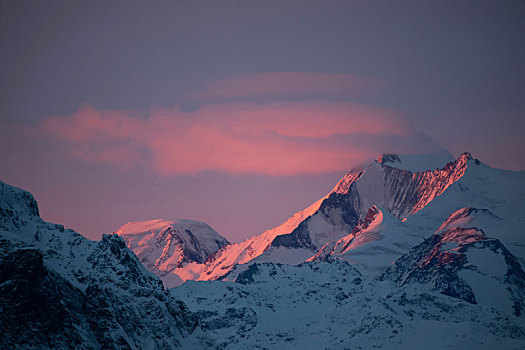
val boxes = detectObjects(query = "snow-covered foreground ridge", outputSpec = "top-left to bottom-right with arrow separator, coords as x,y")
0,180 -> 199,348
119,151 -> 525,287
2,150 -> 525,349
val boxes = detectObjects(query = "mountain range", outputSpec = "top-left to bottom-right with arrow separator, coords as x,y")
1,151 -> 524,349
116,151 -> 525,288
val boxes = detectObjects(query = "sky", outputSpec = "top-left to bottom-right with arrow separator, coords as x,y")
1,0 -> 524,242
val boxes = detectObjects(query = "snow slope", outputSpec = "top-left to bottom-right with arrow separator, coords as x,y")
308,205 -> 422,273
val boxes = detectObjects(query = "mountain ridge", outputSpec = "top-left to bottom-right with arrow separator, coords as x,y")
132,151 -> 514,286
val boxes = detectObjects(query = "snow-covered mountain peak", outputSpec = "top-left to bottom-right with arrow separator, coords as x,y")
114,218 -> 228,285
155,151 -> 492,284
332,150 -> 458,196
2,158 -> 525,348
116,218 -> 218,237
375,151 -> 455,172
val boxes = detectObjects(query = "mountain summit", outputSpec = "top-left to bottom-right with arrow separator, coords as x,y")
375,151 -> 455,172
115,219 -> 228,286
125,151 -> 525,287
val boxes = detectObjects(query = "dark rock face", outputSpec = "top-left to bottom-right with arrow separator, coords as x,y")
0,181 -> 201,350
89,234 -> 165,290
271,221 -> 316,250
235,263 -> 268,285
320,189 -> 362,228
0,179 -> 242,348
0,240 -> 92,349
0,235 -> 199,349
270,186 -> 361,251
382,229 -> 478,303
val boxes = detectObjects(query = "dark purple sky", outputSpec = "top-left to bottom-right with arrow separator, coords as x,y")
1,0 -> 524,242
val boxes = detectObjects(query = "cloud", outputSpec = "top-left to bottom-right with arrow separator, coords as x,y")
192,72 -> 387,101
40,100 -> 443,175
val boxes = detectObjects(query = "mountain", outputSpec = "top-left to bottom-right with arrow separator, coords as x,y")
0,181 -> 198,349
382,225 -> 525,315
2,150 -> 525,349
140,151 -> 525,286
115,219 -> 229,287
170,153 -> 525,348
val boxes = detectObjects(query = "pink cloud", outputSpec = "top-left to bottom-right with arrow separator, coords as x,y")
41,101 -> 437,175
193,72 -> 386,100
